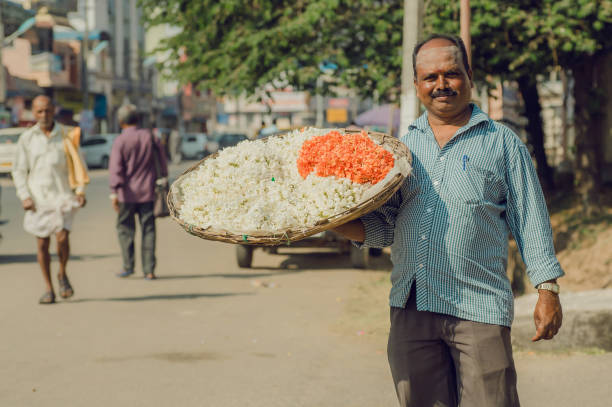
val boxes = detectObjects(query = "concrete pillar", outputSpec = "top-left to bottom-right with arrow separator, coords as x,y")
399,0 -> 424,138
129,0 -> 139,82
114,0 -> 124,78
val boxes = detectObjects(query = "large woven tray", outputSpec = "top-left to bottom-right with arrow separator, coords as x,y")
168,129 -> 412,246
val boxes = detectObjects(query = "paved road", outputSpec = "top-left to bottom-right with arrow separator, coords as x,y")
1,164 -> 611,406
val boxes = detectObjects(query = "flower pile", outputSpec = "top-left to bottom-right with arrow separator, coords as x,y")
297,130 -> 394,184
177,128 -> 396,233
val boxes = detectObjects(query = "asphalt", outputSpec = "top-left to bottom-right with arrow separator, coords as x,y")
1,163 -> 612,406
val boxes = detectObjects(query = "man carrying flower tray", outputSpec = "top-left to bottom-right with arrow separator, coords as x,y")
334,34 -> 563,407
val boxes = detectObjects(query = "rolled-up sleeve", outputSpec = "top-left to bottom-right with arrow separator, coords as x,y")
357,188 -> 402,248
506,144 -> 564,286
11,134 -> 31,201
108,138 -> 124,193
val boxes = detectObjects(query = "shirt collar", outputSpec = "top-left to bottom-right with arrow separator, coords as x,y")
409,103 -> 489,133
121,126 -> 138,135
34,122 -> 61,139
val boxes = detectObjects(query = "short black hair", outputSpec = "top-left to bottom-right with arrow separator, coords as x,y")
412,34 -> 470,77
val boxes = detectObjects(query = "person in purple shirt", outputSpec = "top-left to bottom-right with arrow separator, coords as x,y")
109,104 -> 168,280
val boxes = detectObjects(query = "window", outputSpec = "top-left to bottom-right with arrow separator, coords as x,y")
0,134 -> 21,143
82,138 -> 106,146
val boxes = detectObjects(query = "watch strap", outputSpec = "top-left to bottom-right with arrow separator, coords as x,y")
536,282 -> 560,294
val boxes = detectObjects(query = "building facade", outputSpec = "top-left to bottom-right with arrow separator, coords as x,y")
1,0 -> 152,133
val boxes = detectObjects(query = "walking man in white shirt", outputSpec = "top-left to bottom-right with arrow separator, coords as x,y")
12,96 -> 88,304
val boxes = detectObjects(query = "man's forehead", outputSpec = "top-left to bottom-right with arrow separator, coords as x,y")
416,45 -> 462,67
32,97 -> 53,109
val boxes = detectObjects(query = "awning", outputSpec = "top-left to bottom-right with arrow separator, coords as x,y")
53,28 -> 110,42
92,40 -> 109,55
2,17 -> 36,45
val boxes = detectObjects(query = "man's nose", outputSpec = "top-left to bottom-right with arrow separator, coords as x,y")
436,75 -> 449,89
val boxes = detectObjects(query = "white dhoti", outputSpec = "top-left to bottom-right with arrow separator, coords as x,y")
23,197 -> 80,238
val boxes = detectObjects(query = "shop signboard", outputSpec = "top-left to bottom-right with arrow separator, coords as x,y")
326,108 -> 348,123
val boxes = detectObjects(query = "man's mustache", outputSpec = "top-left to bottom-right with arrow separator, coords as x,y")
431,89 -> 457,98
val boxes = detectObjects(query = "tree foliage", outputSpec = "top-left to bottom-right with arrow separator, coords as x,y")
139,0 -> 403,100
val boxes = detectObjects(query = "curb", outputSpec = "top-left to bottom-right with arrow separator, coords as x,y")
512,289 -> 612,351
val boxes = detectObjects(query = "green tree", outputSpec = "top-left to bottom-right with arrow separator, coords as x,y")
139,0 -> 403,100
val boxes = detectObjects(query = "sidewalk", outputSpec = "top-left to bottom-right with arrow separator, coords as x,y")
513,289 -> 612,352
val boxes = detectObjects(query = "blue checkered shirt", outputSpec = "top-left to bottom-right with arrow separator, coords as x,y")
360,104 -> 564,327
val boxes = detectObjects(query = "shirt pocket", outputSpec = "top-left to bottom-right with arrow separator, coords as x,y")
448,158 -> 504,205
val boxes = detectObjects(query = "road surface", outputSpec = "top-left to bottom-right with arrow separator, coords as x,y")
0,163 -> 610,406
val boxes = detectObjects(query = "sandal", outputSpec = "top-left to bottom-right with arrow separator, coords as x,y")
116,270 -> 134,278
39,291 -> 56,304
58,274 -> 74,299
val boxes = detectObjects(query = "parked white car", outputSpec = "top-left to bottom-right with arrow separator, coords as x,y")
0,127 -> 27,173
81,134 -> 119,169
180,133 -> 209,160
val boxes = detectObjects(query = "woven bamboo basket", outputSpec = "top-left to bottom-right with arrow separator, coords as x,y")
167,129 -> 412,246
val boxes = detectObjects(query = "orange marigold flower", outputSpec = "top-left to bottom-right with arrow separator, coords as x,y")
297,130 -> 394,184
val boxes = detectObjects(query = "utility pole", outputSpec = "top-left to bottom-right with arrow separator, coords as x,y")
0,4 -> 6,105
399,0 -> 424,138
81,0 -> 89,110
460,0 -> 471,67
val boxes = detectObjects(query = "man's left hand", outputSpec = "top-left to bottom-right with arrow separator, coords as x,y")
111,197 -> 119,213
76,194 -> 87,208
532,290 -> 563,341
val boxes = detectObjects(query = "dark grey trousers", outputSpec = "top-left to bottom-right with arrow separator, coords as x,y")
387,286 -> 520,407
117,201 -> 156,275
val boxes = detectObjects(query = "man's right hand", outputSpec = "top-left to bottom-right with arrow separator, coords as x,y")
333,219 -> 366,242
22,198 -> 35,211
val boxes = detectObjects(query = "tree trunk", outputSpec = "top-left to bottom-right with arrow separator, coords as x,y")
517,75 -> 555,193
572,54 -> 605,217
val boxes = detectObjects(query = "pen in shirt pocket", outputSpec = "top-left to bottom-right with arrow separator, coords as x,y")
462,155 -> 469,171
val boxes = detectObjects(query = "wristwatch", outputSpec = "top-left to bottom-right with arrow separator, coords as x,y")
536,282 -> 560,294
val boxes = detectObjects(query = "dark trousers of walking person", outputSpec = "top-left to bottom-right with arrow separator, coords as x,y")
117,201 -> 156,276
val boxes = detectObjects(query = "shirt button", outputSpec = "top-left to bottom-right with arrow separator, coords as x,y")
418,264 -> 424,268
421,235 -> 427,240
426,208 -> 432,213
439,156 -> 445,161
433,180 -> 440,186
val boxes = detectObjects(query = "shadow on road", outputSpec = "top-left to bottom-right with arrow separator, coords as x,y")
0,253 -> 119,264
252,251 -> 393,272
158,272 -> 297,280
69,292 -> 251,303
156,252 -> 392,279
